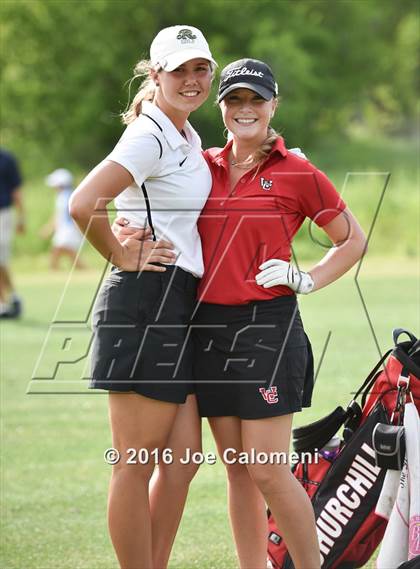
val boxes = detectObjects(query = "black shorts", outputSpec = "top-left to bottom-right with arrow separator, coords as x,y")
90,266 -> 198,403
193,296 -> 314,419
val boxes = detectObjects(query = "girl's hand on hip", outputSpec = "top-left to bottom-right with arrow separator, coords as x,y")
114,237 -> 176,272
255,259 -> 314,294
112,216 -> 153,243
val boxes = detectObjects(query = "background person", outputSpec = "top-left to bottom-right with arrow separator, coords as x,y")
42,168 -> 84,270
0,148 -> 25,319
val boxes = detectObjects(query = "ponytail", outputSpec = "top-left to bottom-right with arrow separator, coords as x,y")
252,126 -> 279,164
121,60 -> 157,125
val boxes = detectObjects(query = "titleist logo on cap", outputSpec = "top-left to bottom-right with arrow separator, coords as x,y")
217,58 -> 277,102
222,66 -> 264,82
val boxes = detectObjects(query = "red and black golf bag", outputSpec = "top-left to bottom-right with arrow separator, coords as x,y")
267,328 -> 420,569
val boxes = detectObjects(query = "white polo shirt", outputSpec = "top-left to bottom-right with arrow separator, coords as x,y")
107,101 -> 212,277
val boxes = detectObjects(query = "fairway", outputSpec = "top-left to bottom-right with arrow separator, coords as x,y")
1,261 -> 419,569
2,1 -> 417,567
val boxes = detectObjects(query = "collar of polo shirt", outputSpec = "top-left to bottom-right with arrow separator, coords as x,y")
209,137 -> 287,169
142,101 -> 199,153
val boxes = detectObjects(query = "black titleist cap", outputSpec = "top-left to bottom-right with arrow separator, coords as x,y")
218,58 -> 278,103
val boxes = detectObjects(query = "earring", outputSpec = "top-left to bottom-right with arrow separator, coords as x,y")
223,128 -> 229,140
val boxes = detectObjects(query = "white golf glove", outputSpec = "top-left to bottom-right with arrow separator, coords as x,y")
255,259 -> 314,294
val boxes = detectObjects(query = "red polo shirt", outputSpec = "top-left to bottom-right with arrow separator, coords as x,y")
197,137 -> 346,305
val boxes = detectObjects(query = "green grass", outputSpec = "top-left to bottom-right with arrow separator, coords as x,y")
1,259 -> 419,568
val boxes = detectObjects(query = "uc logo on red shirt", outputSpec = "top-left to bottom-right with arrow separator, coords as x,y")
260,177 -> 273,191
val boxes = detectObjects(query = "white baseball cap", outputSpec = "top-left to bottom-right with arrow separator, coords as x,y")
45,168 -> 73,188
150,25 -> 217,72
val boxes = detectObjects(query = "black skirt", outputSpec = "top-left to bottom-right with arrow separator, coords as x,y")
193,295 -> 314,419
90,265 -> 198,403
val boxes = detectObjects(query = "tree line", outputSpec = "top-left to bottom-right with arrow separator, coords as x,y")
1,0 -> 418,174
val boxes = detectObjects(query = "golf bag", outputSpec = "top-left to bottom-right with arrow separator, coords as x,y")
267,328 -> 420,569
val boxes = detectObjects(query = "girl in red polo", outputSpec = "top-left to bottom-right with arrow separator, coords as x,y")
191,59 -> 365,569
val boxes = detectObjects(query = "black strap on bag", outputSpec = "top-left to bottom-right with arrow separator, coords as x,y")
293,328 -> 419,454
293,407 -> 347,453
389,329 -> 420,412
391,329 -> 420,377
293,348 -> 392,453
392,328 -> 417,345
356,348 -> 393,408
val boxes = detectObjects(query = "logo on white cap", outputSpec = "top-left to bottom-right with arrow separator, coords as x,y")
150,25 -> 217,72
176,28 -> 197,43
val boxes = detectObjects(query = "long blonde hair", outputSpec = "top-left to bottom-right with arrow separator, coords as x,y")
253,125 -> 279,164
121,60 -> 157,125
